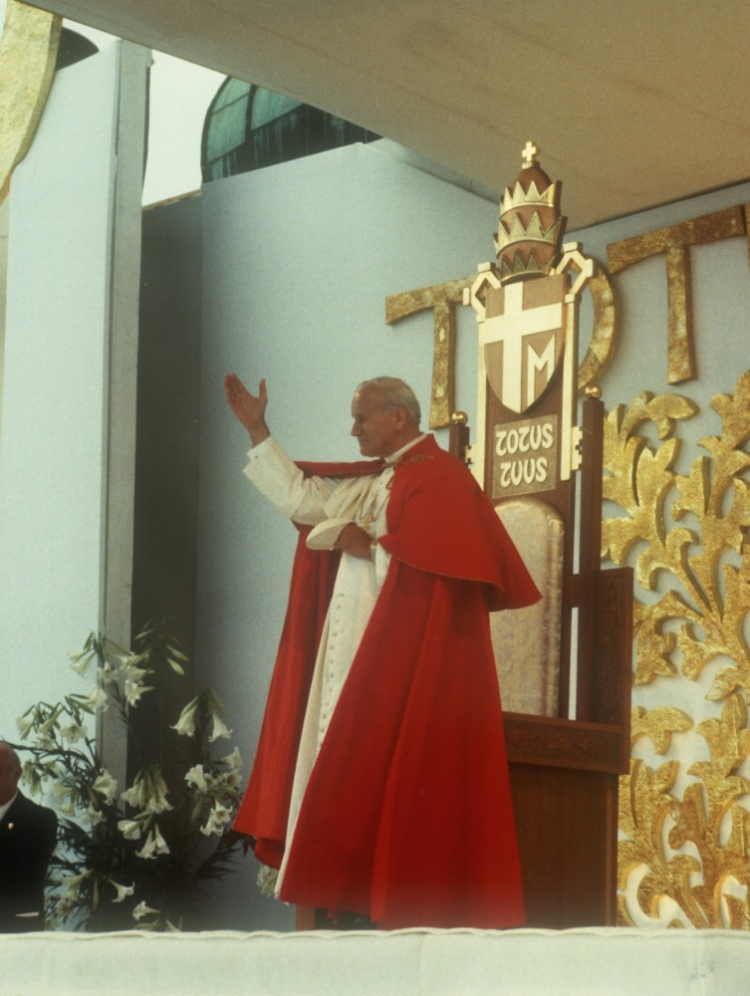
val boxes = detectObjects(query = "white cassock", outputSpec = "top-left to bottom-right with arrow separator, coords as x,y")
244,433 -> 424,892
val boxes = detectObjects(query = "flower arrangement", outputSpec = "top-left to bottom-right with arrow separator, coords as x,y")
7,623 -> 244,930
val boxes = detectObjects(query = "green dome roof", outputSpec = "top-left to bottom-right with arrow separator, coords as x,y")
201,79 -> 380,182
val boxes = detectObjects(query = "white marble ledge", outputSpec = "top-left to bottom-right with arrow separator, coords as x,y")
2,926 -> 749,996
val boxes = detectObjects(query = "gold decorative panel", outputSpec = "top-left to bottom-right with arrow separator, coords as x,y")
0,1 -> 61,203
605,372 -> 750,928
385,277 -> 473,429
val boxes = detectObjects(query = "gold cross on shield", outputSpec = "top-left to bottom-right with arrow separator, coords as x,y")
480,278 -> 566,415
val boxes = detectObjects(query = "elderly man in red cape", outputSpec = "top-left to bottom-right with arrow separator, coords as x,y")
224,373 -> 540,930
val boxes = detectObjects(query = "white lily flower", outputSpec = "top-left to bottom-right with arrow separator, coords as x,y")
110,881 -> 135,904
98,661 -> 118,686
200,802 -> 232,837
135,831 -> 157,860
16,714 -> 36,739
62,872 -> 90,897
145,772 -> 172,814
185,764 -> 208,791
52,780 -> 71,802
136,825 -> 170,860
82,686 -> 109,713
222,747 -> 242,771
120,781 -> 147,809
209,713 -> 232,743
60,722 -> 86,744
124,680 -> 153,707
111,652 -> 135,669
257,865 -> 279,897
117,819 -> 143,841
56,897 -> 75,917
21,765 -> 43,794
92,769 -> 118,804
132,901 -> 160,921
122,661 -> 149,682
86,805 -> 104,827
171,697 -> 198,737
38,708 -> 62,736
69,649 -> 95,675
121,770 -> 172,814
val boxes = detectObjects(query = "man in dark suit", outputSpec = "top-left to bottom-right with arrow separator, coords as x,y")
0,742 -> 58,932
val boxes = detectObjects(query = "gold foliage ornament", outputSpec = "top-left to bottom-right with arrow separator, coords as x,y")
607,371 -> 750,928
603,371 -> 750,694
621,695 -> 750,929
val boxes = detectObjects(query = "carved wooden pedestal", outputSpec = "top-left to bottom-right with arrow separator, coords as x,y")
508,759 -> 618,926
503,559 -> 632,927
505,717 -> 627,926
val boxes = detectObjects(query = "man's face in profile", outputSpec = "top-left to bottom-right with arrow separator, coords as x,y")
350,387 -> 404,458
0,747 -> 21,806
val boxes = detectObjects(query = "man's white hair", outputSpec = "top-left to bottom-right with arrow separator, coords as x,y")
356,377 -> 421,427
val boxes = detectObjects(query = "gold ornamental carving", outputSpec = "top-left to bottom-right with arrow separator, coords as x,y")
386,263 -> 618,428
606,372 -> 750,928
389,204 -> 750,426
620,695 -> 750,929
0,0 -> 61,203
603,373 -> 750,692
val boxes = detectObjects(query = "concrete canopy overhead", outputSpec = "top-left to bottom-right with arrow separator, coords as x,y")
23,0 -> 750,228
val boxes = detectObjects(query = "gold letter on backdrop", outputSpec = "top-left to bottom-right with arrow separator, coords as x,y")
577,266 -> 618,392
386,277 -> 473,429
606,206 -> 746,385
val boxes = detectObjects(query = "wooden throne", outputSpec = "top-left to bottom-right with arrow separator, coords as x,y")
456,143 -> 632,926
451,391 -> 631,928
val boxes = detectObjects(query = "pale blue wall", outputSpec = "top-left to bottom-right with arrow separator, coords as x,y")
0,44 -> 144,749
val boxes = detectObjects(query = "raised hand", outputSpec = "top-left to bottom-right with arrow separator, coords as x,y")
224,374 -> 270,445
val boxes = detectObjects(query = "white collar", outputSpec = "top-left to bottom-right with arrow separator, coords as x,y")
384,433 -> 427,466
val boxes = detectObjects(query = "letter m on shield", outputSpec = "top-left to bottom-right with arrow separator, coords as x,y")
482,279 -> 565,414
